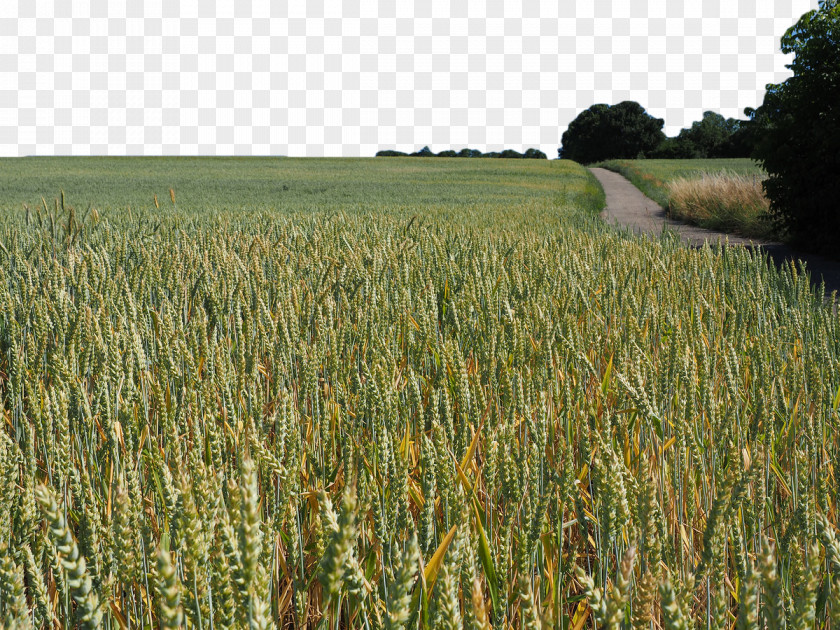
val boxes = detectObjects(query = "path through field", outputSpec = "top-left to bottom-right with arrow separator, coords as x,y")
590,166 -> 840,296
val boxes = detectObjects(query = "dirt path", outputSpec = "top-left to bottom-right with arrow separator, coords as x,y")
589,167 -> 840,296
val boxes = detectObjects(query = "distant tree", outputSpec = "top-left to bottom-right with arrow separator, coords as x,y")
523,148 -> 547,159
559,101 -> 666,163
410,146 -> 435,157
379,146 -> 546,159
650,112 -> 759,159
722,109 -> 762,158
751,0 -> 840,252
675,112 -> 734,158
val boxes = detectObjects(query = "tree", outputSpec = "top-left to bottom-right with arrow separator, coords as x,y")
650,112 -> 755,159
751,0 -> 840,252
410,146 -> 435,157
523,148 -> 547,159
675,112 -> 736,158
723,110 -> 761,159
559,102 -> 665,163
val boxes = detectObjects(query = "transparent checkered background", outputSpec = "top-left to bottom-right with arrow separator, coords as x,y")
0,0 -> 819,157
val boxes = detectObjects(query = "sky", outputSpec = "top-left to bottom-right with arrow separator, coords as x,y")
0,0 -> 820,157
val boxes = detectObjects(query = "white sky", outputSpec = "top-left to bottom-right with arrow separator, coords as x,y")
0,0 -> 819,156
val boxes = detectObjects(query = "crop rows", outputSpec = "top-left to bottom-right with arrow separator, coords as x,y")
0,193 -> 839,628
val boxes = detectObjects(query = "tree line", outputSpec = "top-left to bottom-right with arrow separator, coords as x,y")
558,103 -> 759,163
376,147 -> 547,159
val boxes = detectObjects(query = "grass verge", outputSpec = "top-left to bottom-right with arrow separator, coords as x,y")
667,172 -> 774,239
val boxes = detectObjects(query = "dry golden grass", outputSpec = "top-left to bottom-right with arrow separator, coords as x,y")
667,171 -> 774,239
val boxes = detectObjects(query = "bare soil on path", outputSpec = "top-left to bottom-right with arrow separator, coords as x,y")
590,167 -> 840,296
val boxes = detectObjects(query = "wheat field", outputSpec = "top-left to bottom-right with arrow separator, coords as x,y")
0,158 -> 838,629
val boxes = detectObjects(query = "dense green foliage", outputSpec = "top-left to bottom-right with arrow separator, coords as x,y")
655,112 -> 756,159
0,158 -> 839,629
751,0 -> 840,253
559,102 -> 666,163
376,147 -> 547,159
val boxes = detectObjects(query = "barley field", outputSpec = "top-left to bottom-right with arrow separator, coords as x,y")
0,158 -> 838,629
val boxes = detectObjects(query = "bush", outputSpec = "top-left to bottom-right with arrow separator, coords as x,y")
499,149 -> 523,159
375,150 -> 408,157
751,0 -> 840,253
437,150 -> 458,158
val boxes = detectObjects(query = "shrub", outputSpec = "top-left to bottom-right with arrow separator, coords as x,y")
376,150 -> 408,157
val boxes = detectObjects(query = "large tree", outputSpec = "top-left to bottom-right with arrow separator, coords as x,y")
752,0 -> 840,253
559,101 -> 665,163
675,112 -> 738,158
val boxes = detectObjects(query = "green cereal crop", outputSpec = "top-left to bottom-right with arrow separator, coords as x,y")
0,157 -> 837,629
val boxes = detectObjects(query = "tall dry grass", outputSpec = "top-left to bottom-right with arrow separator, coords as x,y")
667,171 -> 774,239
